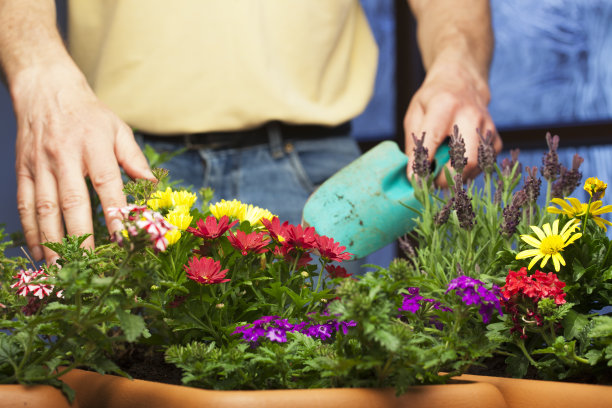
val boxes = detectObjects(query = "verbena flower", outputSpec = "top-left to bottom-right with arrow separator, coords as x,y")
187,215 -> 238,240
398,287 -> 452,314
227,230 -> 271,256
446,276 -> 502,323
515,219 -> 582,272
109,205 -> 175,252
584,177 -> 607,200
502,267 -> 566,305
184,256 -> 230,285
11,268 -> 62,300
548,197 -> 612,231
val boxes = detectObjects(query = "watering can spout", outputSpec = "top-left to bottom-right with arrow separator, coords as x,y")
302,140 -> 449,260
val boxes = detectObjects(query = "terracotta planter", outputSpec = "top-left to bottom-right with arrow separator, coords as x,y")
457,374 -> 612,408
4,369 -> 612,408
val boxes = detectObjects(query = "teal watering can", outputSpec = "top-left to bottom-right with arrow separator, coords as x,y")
302,140 -> 449,259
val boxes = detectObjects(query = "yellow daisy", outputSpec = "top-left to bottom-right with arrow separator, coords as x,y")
548,197 -> 612,231
516,219 -> 582,272
148,187 -> 174,210
171,190 -> 197,209
584,177 -> 607,199
242,204 -> 276,226
165,229 -> 182,245
165,210 -> 193,231
210,199 -> 247,221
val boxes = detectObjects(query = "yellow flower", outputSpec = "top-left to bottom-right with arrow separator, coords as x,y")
165,229 -> 181,245
209,199 -> 276,226
165,210 -> 193,231
210,199 -> 246,221
242,204 -> 275,226
148,187 -> 174,210
584,177 -> 607,199
171,190 -> 197,209
516,219 -> 582,272
548,197 -> 612,231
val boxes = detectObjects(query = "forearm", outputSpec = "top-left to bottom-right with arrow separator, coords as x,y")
0,0 -> 80,95
407,0 -> 493,96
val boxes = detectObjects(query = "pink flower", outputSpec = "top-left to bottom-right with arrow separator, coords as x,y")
314,235 -> 353,262
11,268 -> 59,299
110,205 -> 174,252
282,224 -> 317,251
184,257 -> 230,284
188,215 -> 237,240
227,230 -> 271,256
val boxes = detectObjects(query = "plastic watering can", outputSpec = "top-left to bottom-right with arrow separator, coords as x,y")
302,140 -> 449,259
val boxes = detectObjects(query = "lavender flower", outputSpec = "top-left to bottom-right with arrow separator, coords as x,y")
551,153 -> 584,199
523,166 -> 542,204
411,132 -> 431,179
477,129 -> 497,175
500,190 -> 528,237
446,276 -> 503,323
541,132 -> 561,182
493,178 -> 503,206
452,174 -> 476,231
434,198 -> 454,226
449,125 -> 467,174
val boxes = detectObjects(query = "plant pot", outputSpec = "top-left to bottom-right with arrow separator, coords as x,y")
457,374 -> 612,408
0,383 -> 78,408
57,369 -> 507,408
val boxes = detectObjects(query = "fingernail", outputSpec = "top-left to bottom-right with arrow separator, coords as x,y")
31,246 -> 43,261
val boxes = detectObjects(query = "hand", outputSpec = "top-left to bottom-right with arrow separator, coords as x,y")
12,64 -> 155,263
403,62 -> 502,186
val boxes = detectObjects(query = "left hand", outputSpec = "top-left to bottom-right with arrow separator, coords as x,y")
403,62 -> 502,187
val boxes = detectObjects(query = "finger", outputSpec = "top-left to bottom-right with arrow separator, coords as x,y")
56,161 -> 95,250
86,146 -> 128,236
16,166 -> 43,261
34,164 -> 65,264
418,98 -> 456,165
115,126 -> 156,181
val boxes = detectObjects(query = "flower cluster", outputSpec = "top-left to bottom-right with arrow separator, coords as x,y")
108,205 -> 175,252
446,276 -> 502,323
232,315 -> 357,344
11,268 -> 63,315
500,268 -> 567,339
398,287 -> 452,314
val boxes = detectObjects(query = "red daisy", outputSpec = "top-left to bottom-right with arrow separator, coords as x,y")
227,230 -> 271,256
184,256 -> 230,284
325,264 -> 352,279
314,235 -> 353,262
261,217 -> 289,242
188,215 -> 238,240
282,224 -> 317,251
274,245 -> 313,268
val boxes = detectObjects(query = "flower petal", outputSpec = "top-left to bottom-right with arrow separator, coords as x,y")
530,225 -> 547,241
521,235 -> 542,248
516,249 -> 541,259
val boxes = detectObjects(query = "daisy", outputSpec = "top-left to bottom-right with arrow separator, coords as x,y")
548,197 -> 612,231
584,177 -> 607,199
516,219 -> 582,272
184,256 -> 230,285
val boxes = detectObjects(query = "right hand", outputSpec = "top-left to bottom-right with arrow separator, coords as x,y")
12,63 -> 155,263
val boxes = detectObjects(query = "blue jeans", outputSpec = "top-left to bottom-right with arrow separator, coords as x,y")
136,128 -> 361,226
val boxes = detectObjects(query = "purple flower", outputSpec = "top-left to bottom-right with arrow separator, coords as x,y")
266,328 -> 287,343
399,287 -> 424,313
446,276 -> 503,323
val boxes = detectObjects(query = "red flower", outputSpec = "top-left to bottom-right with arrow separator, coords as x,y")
261,217 -> 289,242
227,230 -> 271,256
184,257 -> 230,284
314,235 -> 353,262
274,245 -> 313,268
282,224 -> 317,251
325,264 -> 352,279
188,215 -> 237,240
501,267 -> 566,305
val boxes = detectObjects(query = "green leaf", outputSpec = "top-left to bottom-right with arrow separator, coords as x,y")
585,349 -> 603,365
116,309 -> 147,342
563,310 -> 589,340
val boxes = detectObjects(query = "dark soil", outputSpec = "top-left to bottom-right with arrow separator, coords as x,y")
112,344 -> 183,385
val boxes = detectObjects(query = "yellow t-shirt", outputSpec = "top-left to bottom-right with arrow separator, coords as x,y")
68,0 -> 379,134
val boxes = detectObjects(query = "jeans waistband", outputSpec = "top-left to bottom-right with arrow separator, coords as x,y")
138,121 -> 351,151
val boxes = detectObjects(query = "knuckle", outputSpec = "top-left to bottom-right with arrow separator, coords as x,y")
35,199 -> 60,217
61,193 -> 88,212
90,169 -> 119,189
17,199 -> 34,216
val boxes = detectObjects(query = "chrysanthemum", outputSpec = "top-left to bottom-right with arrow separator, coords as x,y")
171,190 -> 197,209
184,256 -> 230,285
548,197 -> 612,230
242,204 -> 275,226
584,177 -> 607,199
147,187 -> 174,210
165,229 -> 182,245
516,219 -> 582,272
227,230 -> 271,256
165,209 -> 193,231
209,199 -> 246,221
188,215 -> 237,240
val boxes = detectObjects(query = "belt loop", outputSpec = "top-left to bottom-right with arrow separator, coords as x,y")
267,121 -> 284,159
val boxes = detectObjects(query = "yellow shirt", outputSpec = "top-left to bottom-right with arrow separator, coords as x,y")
68,0 -> 378,134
